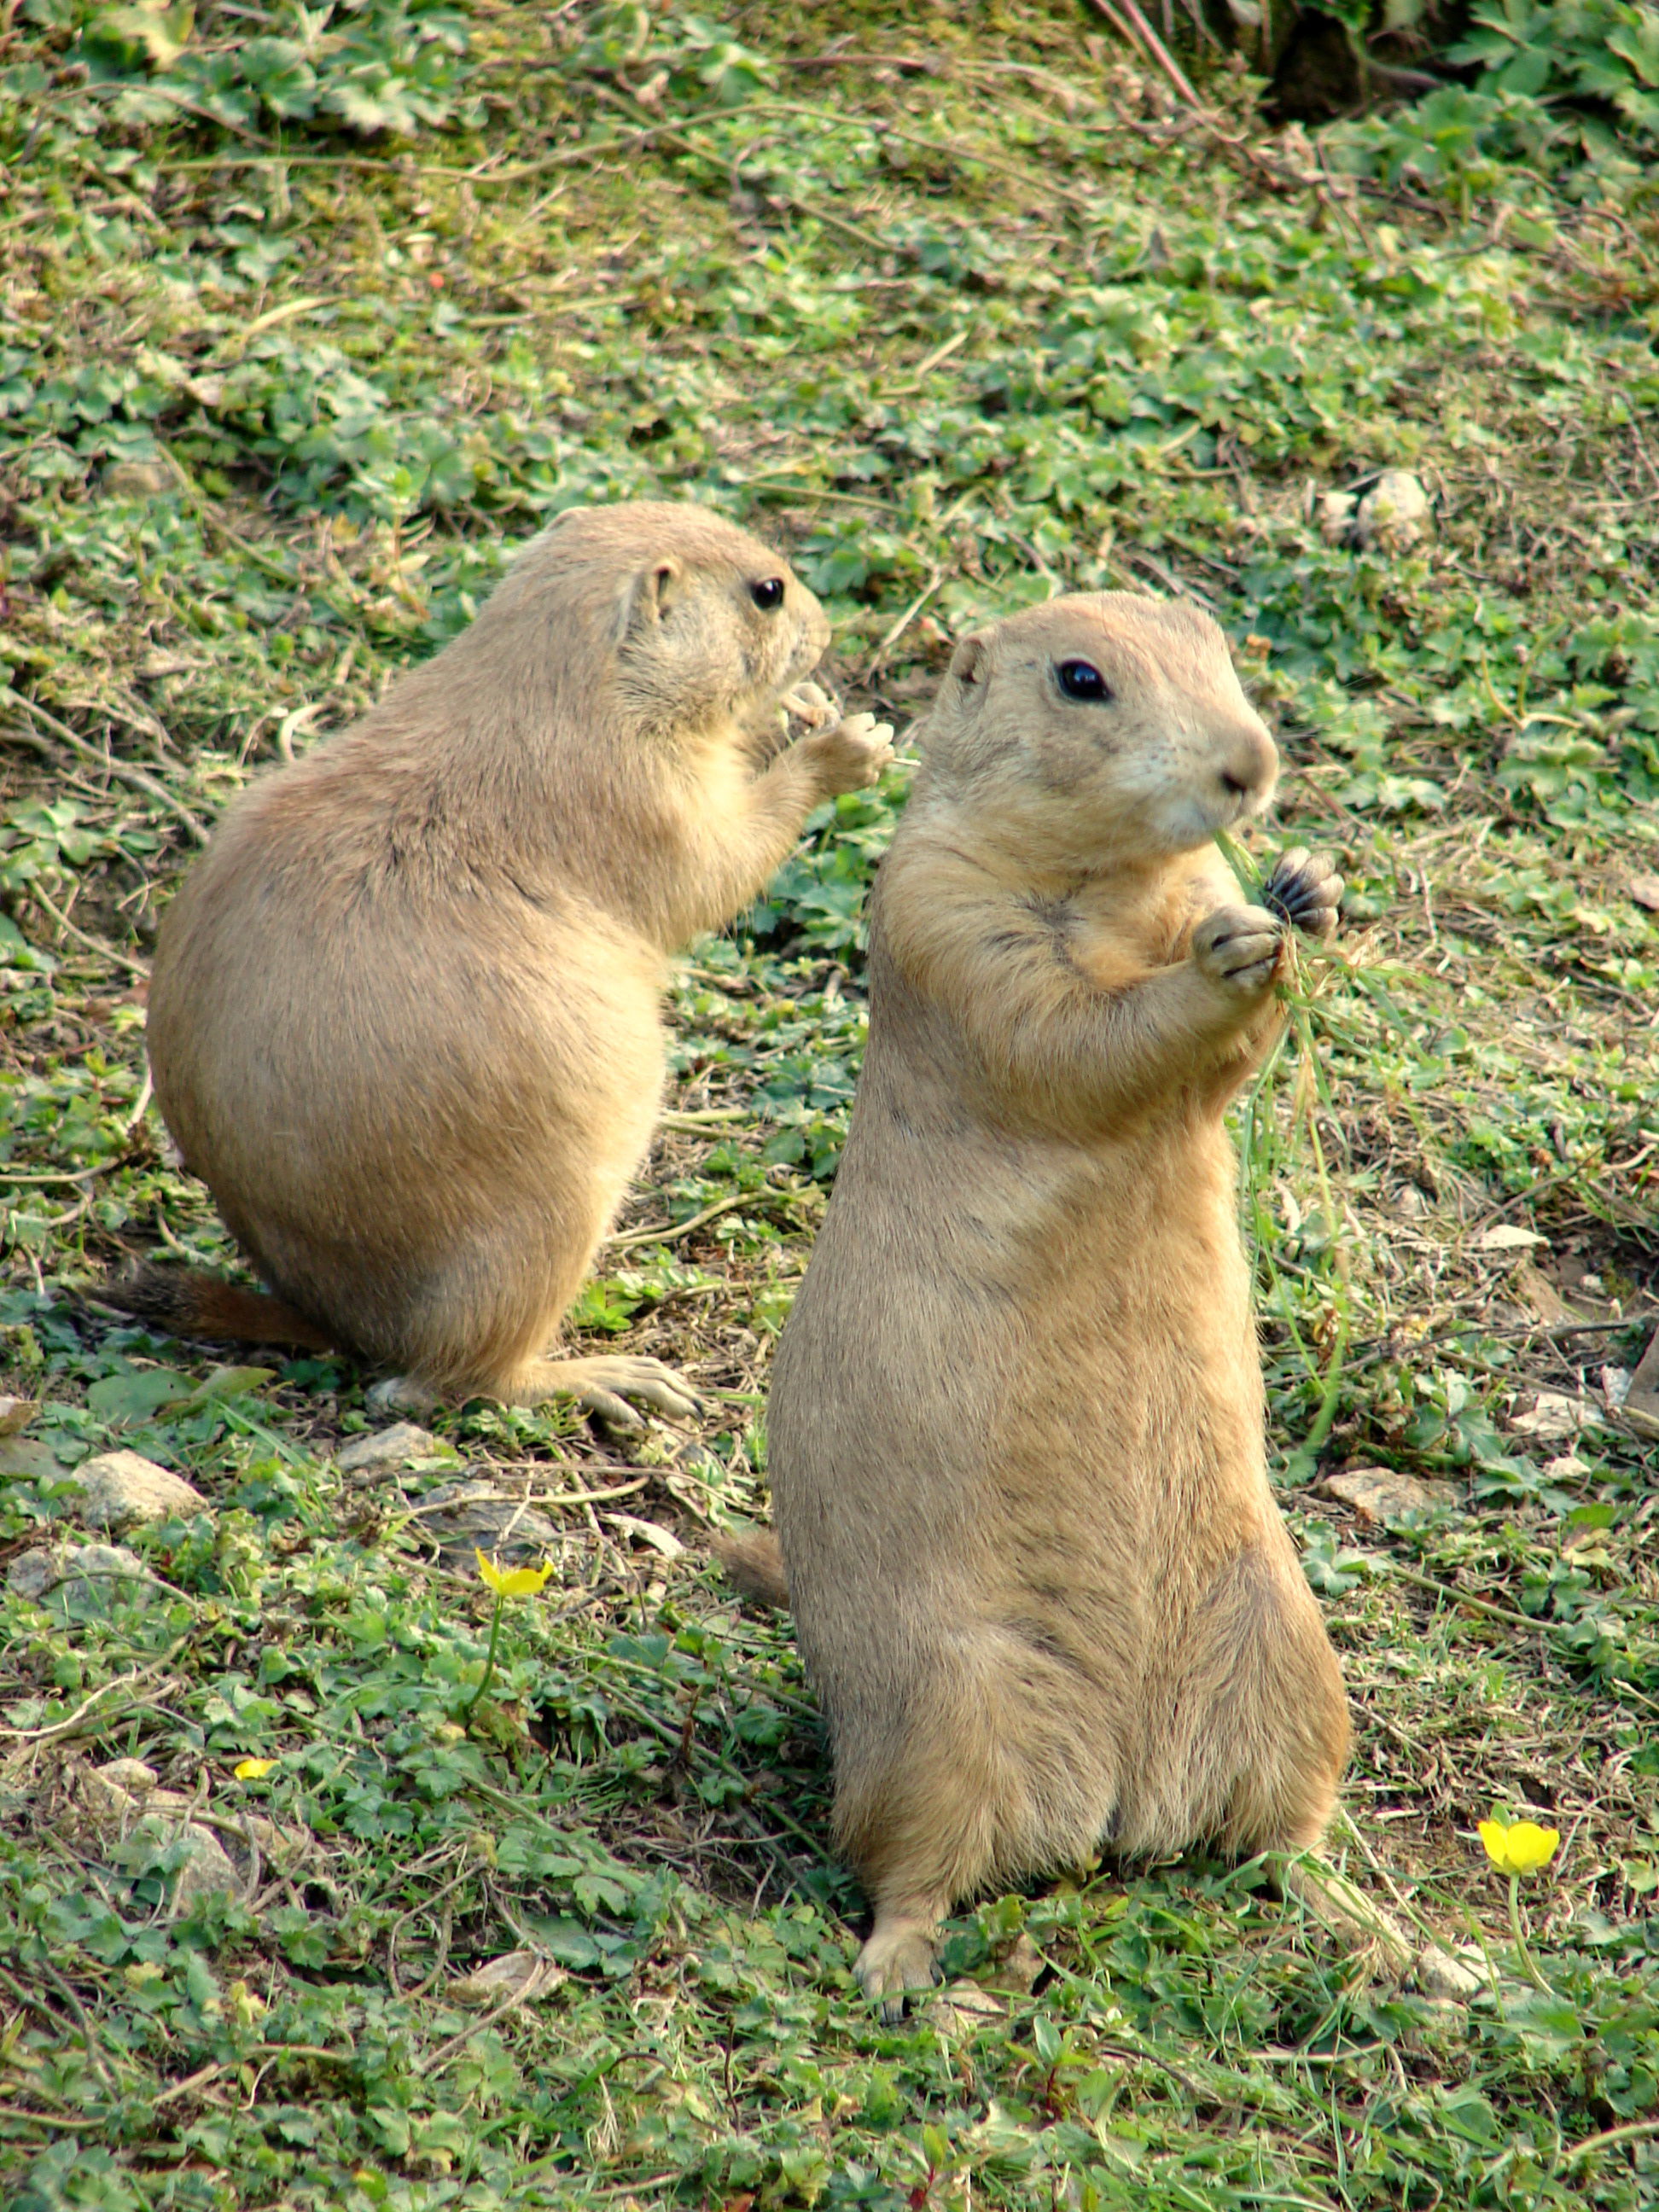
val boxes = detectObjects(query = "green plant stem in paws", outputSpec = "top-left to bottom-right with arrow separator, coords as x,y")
1213,830 -> 1260,897
1284,1000 -> 1353,1483
1215,830 -> 1353,1480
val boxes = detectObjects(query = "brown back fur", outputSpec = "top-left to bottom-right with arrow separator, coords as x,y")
765,592 -> 1349,2007
141,501 -> 890,1402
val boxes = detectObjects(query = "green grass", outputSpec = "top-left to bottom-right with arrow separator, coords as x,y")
2,3 -> 1658,2206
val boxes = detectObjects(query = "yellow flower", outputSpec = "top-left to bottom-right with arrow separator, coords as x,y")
474,1549 -> 554,1598
1478,1817 -> 1560,1875
233,1757 -> 276,1780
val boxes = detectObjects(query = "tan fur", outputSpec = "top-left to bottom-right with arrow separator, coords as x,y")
137,501 -> 892,1417
765,592 -> 1349,2011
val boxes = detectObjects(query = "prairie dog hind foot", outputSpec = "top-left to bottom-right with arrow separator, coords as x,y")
506,1353 -> 702,1428
855,1907 -> 946,2023
369,1354 -> 701,1429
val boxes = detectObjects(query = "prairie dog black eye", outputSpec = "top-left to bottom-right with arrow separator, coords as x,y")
1057,659 -> 1113,702
750,577 -> 785,613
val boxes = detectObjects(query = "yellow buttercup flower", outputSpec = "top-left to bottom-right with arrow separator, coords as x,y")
1478,1817 -> 1560,1875
463,1551 -> 556,1726
233,1757 -> 276,1780
474,1549 -> 554,1598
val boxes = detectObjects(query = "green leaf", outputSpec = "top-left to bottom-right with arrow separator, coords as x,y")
85,1367 -> 195,1423
174,1365 -> 274,1411
0,911 -> 55,973
237,36 -> 318,119
82,0 -> 193,72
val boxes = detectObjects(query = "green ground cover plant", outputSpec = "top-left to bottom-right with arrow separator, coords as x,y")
0,2 -> 1656,2206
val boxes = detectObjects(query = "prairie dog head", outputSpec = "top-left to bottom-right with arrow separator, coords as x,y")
917,593 -> 1278,868
473,500 -> 830,740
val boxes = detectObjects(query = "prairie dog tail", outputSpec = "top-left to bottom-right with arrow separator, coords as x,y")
103,1264 -> 336,1353
711,1528 -> 790,1610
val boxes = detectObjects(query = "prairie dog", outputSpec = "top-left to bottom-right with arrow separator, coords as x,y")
127,502 -> 893,1422
762,591 -> 1348,2011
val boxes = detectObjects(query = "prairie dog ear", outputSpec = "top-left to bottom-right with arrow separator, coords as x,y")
617,556 -> 687,640
949,629 -> 991,695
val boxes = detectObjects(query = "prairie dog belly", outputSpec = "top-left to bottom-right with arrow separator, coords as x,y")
154,881 -> 667,1243
771,1050 -> 1261,1592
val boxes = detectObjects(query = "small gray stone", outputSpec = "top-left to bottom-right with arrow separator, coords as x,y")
1355,469 -> 1430,551
141,1822 -> 243,1912
96,1757 -> 161,1796
67,1449 -> 205,1529
1319,1468 -> 1458,1524
9,1548 -> 61,1602
1510,1390 -> 1592,1442
9,1541 -> 154,1607
364,1374 -> 438,1417
79,1767 -> 185,1837
449,1951 -> 566,2007
422,1487 -> 562,1558
336,1423 -> 440,1474
103,459 -> 172,498
1313,488 -> 1357,543
1413,1944 -> 1485,2002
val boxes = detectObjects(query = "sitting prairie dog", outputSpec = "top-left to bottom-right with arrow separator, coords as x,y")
759,591 -> 1348,2011
121,501 -> 893,1423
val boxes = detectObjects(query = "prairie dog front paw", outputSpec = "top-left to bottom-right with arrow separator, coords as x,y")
1261,846 -> 1343,940
802,712 -> 895,796
1192,903 -> 1285,996
781,678 -> 840,732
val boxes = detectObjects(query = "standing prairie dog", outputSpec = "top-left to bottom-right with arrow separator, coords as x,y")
125,502 -> 893,1423
760,591 -> 1348,2011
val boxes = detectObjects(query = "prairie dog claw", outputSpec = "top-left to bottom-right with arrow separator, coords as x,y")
1262,847 -> 1343,940
1192,902 -> 1286,996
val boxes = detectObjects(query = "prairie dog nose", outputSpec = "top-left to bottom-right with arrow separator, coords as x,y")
1218,719 -> 1278,806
